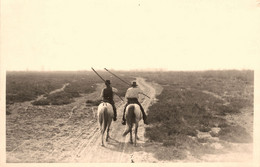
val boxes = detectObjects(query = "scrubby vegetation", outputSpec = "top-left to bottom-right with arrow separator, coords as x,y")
6,70 -> 134,105
86,99 -> 101,106
6,70 -> 254,161
142,70 -> 253,160
32,91 -> 76,105
6,72 -> 65,104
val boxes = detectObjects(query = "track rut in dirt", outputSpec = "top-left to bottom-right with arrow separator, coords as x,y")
72,77 -> 158,163
6,78 -> 159,163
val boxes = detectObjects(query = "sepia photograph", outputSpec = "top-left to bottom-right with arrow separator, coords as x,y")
1,0 -> 260,167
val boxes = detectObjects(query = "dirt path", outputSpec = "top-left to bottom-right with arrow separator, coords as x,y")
71,77 -> 158,163
6,78 -> 160,163
49,83 -> 70,95
35,83 -> 70,101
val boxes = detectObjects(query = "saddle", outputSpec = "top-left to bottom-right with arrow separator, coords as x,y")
127,98 -> 138,104
102,99 -> 112,104
125,98 -> 140,111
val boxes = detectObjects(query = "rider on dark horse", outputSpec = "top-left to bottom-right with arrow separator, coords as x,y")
122,81 -> 148,125
100,80 -> 117,121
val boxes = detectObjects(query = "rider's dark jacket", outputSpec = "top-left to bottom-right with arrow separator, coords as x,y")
100,86 -> 117,117
102,86 -> 114,102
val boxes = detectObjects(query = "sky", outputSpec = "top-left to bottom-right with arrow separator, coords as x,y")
1,0 -> 260,71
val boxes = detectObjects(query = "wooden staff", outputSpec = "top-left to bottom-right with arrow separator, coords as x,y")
104,68 -> 151,99
91,67 -> 124,101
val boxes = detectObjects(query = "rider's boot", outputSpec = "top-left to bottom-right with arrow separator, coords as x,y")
113,112 -> 117,121
143,114 -> 148,125
121,117 -> 126,125
121,106 -> 127,125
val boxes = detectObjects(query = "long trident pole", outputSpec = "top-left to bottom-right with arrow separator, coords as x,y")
104,68 -> 151,99
104,68 -> 131,86
91,67 -> 124,101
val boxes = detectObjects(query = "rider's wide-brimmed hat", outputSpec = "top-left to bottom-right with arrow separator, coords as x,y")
132,81 -> 138,87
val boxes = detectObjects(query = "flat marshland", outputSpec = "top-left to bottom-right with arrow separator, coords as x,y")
6,70 -> 253,162
142,70 -> 253,161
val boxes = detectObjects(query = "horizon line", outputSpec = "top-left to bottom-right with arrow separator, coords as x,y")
5,68 -> 254,72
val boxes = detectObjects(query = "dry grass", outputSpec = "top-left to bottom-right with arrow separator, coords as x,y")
7,71 -> 134,106
142,70 -> 253,160
6,70 -> 254,162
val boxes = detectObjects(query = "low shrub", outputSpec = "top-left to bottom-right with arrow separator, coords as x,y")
218,125 -> 252,143
143,70 -> 253,160
86,99 -> 101,106
32,99 -> 50,105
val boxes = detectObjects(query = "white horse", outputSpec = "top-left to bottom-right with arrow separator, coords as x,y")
97,102 -> 114,146
122,104 -> 143,146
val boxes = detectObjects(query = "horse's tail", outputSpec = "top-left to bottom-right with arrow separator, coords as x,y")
100,107 -> 108,134
123,105 -> 135,136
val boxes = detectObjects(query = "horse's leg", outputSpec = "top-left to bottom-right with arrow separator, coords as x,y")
101,121 -> 105,146
106,120 -> 112,141
101,131 -> 104,146
100,115 -> 105,147
129,125 -> 133,144
134,123 -> 138,146
98,115 -> 104,146
135,120 -> 140,140
106,126 -> 109,141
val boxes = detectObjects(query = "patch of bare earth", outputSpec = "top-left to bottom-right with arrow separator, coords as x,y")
199,91 -> 253,162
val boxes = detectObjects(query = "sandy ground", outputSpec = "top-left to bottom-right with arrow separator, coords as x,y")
5,78 -> 254,163
71,77 -> 160,163
6,78 -> 160,163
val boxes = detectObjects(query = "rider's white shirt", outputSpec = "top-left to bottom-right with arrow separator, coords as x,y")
125,87 -> 143,99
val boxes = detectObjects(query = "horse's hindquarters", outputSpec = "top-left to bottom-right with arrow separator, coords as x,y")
126,104 -> 142,122
97,102 -> 114,146
97,103 -> 114,118
124,104 -> 142,146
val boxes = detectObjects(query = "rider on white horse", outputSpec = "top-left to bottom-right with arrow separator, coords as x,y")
122,81 -> 148,125
100,80 -> 118,121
